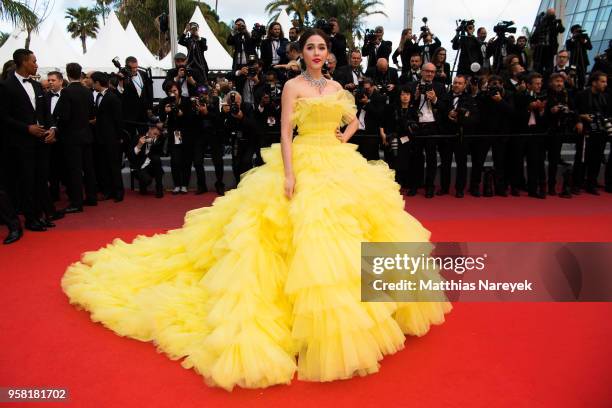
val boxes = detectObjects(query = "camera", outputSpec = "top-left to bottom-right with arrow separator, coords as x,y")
589,113 -> 612,136
486,85 -> 503,98
456,19 -> 475,33
573,28 -> 589,42
265,82 -> 282,102
111,57 -> 131,78
251,23 -> 266,47
364,28 -> 377,44
418,82 -> 433,94
229,92 -> 240,115
247,54 -> 258,77
493,20 -> 516,36
314,19 -> 334,35
321,61 -> 330,75
420,17 -> 429,34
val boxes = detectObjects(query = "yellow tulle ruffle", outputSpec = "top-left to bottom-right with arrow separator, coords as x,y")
61,90 -> 452,391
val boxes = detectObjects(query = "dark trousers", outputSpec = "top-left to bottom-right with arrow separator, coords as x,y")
394,139 -> 417,188
546,134 -> 563,190
490,136 -> 509,191
526,135 -> 546,194
355,131 -> 380,161
508,135 -> 527,190
170,143 -> 191,188
439,137 -> 468,193
469,137 -> 489,191
573,132 -> 607,189
95,142 -> 124,197
64,143 -> 97,207
232,138 -> 256,184
8,143 -> 52,222
134,156 -> 163,191
0,189 -> 20,230
415,123 -> 439,189
48,142 -> 65,201
193,133 -> 224,187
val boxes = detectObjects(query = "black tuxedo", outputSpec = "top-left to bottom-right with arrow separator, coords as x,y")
179,33 -> 209,81
362,40 -> 393,68
392,41 -> 420,75
355,91 -> 386,160
127,134 -> 165,193
330,33 -> 348,67
260,37 -> 289,71
120,69 -> 153,124
333,65 -> 363,89
451,34 -> 482,75
163,67 -> 205,97
55,81 -> 97,207
227,32 -> 257,71
0,73 -> 54,221
94,90 -> 124,198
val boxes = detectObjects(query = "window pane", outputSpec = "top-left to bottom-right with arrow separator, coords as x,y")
582,9 -> 598,33
566,0 -> 579,14
587,41 -> 600,63
604,17 -> 612,39
589,0 -> 602,10
575,0 -> 589,12
591,7 -> 611,40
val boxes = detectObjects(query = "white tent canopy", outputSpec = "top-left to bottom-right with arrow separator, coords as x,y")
158,6 -> 232,71
0,28 -> 27,65
275,8 -> 292,39
125,21 -> 158,65
83,12 -> 157,70
29,22 -> 80,70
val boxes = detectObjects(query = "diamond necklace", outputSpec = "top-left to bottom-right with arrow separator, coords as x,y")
302,70 -> 327,94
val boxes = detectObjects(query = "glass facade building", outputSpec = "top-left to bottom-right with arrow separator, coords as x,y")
536,0 -> 612,65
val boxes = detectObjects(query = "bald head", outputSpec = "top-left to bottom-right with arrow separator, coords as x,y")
421,62 -> 436,81
376,58 -> 388,72
546,8 -> 555,16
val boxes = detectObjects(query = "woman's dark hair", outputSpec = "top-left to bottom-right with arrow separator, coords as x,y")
298,28 -> 330,52
432,47 -> 447,64
1,59 -> 16,80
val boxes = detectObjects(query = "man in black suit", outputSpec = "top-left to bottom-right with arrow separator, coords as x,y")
329,18 -> 348,68
365,58 -> 399,102
407,63 -> 449,198
260,22 -> 289,72
46,71 -> 67,203
0,49 -> 56,232
354,78 -> 386,160
179,21 -> 209,82
54,62 -> 97,213
362,26 -> 392,69
91,72 -> 124,202
127,123 -> 165,198
399,54 -> 422,85
163,53 -> 205,97
227,18 -> 257,72
117,56 -> 153,136
333,49 -> 364,91
451,22 -> 482,76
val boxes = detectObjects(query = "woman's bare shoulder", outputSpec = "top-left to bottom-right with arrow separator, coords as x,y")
329,80 -> 344,91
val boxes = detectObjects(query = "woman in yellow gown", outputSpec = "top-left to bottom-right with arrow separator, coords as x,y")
61,29 -> 451,391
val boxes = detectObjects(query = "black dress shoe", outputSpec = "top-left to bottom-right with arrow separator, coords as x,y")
470,189 -> 481,197
155,188 -> 164,198
48,211 -> 65,221
39,218 -> 56,228
455,191 -> 464,198
559,191 -> 572,199
113,191 -> 124,202
406,188 -> 417,196
3,228 -> 23,244
24,220 -> 47,231
585,187 -> 600,195
510,187 -> 520,197
196,186 -> 208,195
570,187 -> 581,195
528,191 -> 546,199
425,187 -> 434,198
215,181 -> 225,196
84,199 -> 98,206
63,206 -> 83,214
436,189 -> 449,196
99,194 -> 112,201
605,186 -> 612,193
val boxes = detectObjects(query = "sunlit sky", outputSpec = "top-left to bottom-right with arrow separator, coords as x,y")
1,0 -> 541,61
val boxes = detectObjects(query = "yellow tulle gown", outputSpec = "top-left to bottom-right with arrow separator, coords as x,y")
61,89 -> 452,391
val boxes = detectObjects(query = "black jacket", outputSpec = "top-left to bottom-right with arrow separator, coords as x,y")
163,67 -> 205,97
476,90 -> 515,134
260,37 -> 289,71
94,90 -> 123,145
406,81 -> 450,123
333,65 -> 363,88
442,91 -> 479,134
566,36 -> 593,69
127,133 -> 165,170
451,34 -> 482,75
392,40 -> 420,74
179,33 -> 209,79
120,69 -> 153,122
362,40 -> 393,68
330,33 -> 348,67
227,32 -> 257,71
0,72 -> 52,148
54,82 -> 95,145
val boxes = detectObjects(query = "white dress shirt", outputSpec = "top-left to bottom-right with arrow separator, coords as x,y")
14,72 -> 36,110
50,89 -> 61,114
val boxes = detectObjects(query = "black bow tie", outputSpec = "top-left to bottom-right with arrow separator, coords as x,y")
453,93 -> 462,98
22,78 -> 32,83
51,93 -> 59,97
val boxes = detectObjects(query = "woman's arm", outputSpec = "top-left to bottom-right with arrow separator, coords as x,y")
280,81 -> 298,198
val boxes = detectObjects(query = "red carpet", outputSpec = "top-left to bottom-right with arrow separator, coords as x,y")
1,191 -> 610,407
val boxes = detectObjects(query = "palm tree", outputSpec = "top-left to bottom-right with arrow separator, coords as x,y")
265,0 -> 313,30
95,0 -> 113,24
0,31 -> 8,47
311,0 -> 386,48
65,7 -> 100,54
0,0 -> 37,28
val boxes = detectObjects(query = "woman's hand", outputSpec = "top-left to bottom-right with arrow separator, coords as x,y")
284,173 -> 296,199
336,129 -> 347,143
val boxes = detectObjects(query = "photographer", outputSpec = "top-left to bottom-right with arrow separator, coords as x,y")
179,22 -> 209,82
227,18 -> 257,72
234,55 -> 265,109
504,63 -> 527,94
334,49 -> 364,91
573,71 -> 611,195
451,20 -> 482,76
328,18 -> 348,68
260,22 -> 289,72
128,122 -> 165,198
432,48 -> 451,86
159,82 -> 195,194
383,86 -> 418,191
192,87 -> 225,195
407,62 -> 449,198
273,41 -> 301,81
361,26 -> 392,69
477,27 -> 491,72
419,30 -> 441,64
530,8 -> 564,78
509,36 -> 530,70
399,53 -> 422,85
486,21 -> 517,74
476,75 -> 515,196
323,54 -> 337,80
513,72 -> 549,198
392,28 -> 420,76
365,58 -> 399,104
565,24 -> 593,89
116,56 -> 154,135
164,53 -> 205,97
256,74 -> 282,146
354,78 -> 386,160
439,75 -> 479,198
552,50 -> 577,91
220,91 -> 259,184
545,73 -> 575,197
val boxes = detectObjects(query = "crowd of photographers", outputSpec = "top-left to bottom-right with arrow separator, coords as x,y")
1,9 -> 612,244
